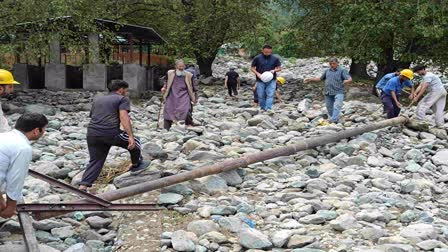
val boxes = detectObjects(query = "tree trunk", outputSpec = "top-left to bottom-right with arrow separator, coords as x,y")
349,60 -> 369,79
196,56 -> 215,77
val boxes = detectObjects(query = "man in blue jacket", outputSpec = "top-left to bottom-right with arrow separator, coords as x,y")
381,69 -> 415,119
375,69 -> 401,97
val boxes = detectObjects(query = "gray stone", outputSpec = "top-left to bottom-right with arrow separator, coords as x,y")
210,206 -> 237,216
416,240 -> 445,250
142,142 -> 168,160
287,235 -> 316,249
271,230 -> 293,248
31,161 -> 60,175
158,193 -> 184,205
187,220 -> 219,237
192,175 -> 228,195
0,220 -> 21,234
405,161 -> 422,173
0,244 -> 60,252
171,230 -> 196,252
330,144 -> 356,156
330,214 -> 358,231
36,230 -> 61,242
400,210 -> 418,223
218,217 -> 248,233
360,227 -> 386,241
64,243 -> 88,252
238,228 -> 272,249
25,104 -> 56,116
199,231 -> 228,244
400,223 -> 437,243
299,214 -> 326,224
378,244 -> 417,252
34,219 -> 70,231
86,240 -> 105,250
51,226 -> 74,239
85,216 -> 113,229
218,170 -> 243,186
161,183 -> 194,196
316,210 -> 338,220
405,149 -> 424,162
432,150 -> 448,166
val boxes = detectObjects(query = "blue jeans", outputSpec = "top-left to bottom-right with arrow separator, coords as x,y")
256,79 -> 276,110
324,94 -> 344,122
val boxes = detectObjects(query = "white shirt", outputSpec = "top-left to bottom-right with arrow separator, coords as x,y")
423,72 -> 445,92
0,101 -> 11,133
0,130 -> 32,201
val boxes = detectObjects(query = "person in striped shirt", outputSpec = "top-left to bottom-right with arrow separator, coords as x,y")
304,58 -> 352,123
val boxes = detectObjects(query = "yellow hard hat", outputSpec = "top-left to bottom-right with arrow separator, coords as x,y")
276,76 -> 286,85
400,69 -> 414,80
0,69 -> 20,85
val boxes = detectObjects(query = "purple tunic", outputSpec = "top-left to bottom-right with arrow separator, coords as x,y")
164,76 -> 192,121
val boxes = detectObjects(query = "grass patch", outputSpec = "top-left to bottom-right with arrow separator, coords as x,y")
96,160 -> 131,185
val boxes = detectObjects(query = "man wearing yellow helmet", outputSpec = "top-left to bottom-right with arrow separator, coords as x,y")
381,69 -> 415,119
412,65 -> 447,128
0,69 -> 20,133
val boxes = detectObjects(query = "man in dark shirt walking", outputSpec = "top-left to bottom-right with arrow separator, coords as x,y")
79,80 -> 149,191
224,66 -> 240,97
251,45 -> 282,111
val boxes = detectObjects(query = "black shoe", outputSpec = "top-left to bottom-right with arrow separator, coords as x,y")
130,160 -> 150,174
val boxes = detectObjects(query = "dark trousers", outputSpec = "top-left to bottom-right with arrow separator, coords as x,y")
227,83 -> 238,96
164,105 -> 194,130
381,93 -> 401,119
80,132 -> 142,187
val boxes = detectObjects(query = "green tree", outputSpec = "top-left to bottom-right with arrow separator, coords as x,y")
121,0 -> 268,76
277,0 -> 448,79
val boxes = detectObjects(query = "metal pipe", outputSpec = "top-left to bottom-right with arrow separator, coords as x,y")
37,116 -> 408,220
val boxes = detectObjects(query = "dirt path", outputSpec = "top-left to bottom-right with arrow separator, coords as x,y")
113,191 -> 194,252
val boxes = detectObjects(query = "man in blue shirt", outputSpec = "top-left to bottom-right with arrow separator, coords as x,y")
381,69 -> 415,119
251,45 -> 282,112
304,58 -> 352,123
0,113 -> 48,218
375,69 -> 401,96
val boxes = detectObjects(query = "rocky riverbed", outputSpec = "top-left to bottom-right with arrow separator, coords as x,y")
1,57 -> 448,252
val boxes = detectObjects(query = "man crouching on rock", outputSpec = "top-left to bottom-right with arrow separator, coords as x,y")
0,113 -> 48,218
78,80 -> 150,191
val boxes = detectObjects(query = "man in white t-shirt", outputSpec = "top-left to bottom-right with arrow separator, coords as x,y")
0,113 -> 47,218
412,65 -> 447,127
0,69 -> 20,133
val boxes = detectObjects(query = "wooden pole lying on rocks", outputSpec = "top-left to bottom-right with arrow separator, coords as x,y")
37,116 -> 408,220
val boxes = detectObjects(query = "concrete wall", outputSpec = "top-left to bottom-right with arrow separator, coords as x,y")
45,64 -> 66,89
13,64 -> 30,89
123,64 -> 147,93
83,64 -> 107,90
147,67 -> 154,91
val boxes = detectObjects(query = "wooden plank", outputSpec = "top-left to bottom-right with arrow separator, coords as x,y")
18,212 -> 40,252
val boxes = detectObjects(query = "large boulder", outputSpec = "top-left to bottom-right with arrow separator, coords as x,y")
238,228 -> 272,249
